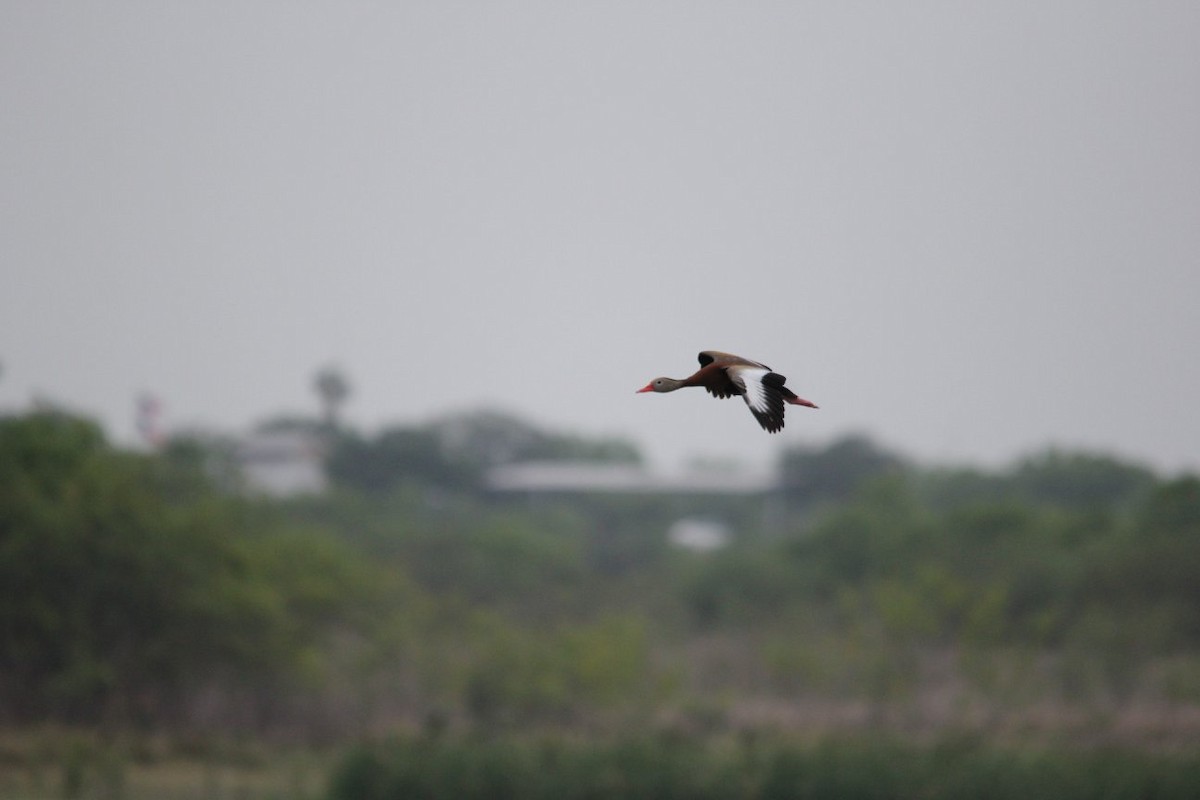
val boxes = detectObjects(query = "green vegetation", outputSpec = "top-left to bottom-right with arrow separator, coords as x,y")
2,408 -> 1200,796
327,733 -> 1200,800
0,413 -> 397,730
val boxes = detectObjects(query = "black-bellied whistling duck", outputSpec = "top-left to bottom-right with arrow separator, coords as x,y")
636,351 -> 818,433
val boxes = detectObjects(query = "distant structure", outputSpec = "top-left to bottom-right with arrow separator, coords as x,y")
135,393 -> 164,448
236,429 -> 328,497
667,518 -> 732,551
485,460 -> 773,495
486,460 -> 775,550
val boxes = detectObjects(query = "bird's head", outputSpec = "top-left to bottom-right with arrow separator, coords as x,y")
636,377 -> 680,394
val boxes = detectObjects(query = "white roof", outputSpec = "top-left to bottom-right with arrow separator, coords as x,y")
485,461 -> 773,494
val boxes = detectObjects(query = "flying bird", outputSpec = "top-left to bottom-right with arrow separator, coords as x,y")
636,351 -> 818,433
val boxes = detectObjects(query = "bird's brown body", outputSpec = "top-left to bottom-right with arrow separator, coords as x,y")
637,351 -> 817,433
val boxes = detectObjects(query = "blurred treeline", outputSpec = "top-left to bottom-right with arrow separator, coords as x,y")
2,408 -> 1199,746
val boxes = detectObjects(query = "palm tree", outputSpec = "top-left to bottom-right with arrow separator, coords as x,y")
313,366 -> 350,430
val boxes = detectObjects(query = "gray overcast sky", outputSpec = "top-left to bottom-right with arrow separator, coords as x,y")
2,3 -> 1199,473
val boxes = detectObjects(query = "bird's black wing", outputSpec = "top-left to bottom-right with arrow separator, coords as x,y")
747,372 -> 788,432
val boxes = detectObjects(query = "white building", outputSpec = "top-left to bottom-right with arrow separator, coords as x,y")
235,429 -> 328,497
485,461 -> 773,495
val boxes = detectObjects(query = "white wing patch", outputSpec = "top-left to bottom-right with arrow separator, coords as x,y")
727,365 -> 787,432
731,367 -> 772,413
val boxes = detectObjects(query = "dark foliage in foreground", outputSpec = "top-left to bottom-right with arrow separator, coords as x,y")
328,733 -> 1200,800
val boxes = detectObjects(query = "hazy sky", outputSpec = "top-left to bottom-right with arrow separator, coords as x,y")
3,3 -> 1199,473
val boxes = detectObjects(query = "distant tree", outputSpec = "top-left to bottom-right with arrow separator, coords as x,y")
254,414 -> 328,435
327,426 -> 475,493
1080,476 -> 1200,640
432,410 -> 642,470
431,411 -> 539,468
314,366 -> 351,429
918,467 -> 1011,510
780,433 -> 907,506
0,411 -> 385,726
1136,476 -> 1200,537
159,430 -> 244,495
1010,448 -> 1155,510
326,411 -> 642,495
523,432 -> 643,464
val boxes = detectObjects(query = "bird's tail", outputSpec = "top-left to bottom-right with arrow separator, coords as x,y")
781,387 -> 818,409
